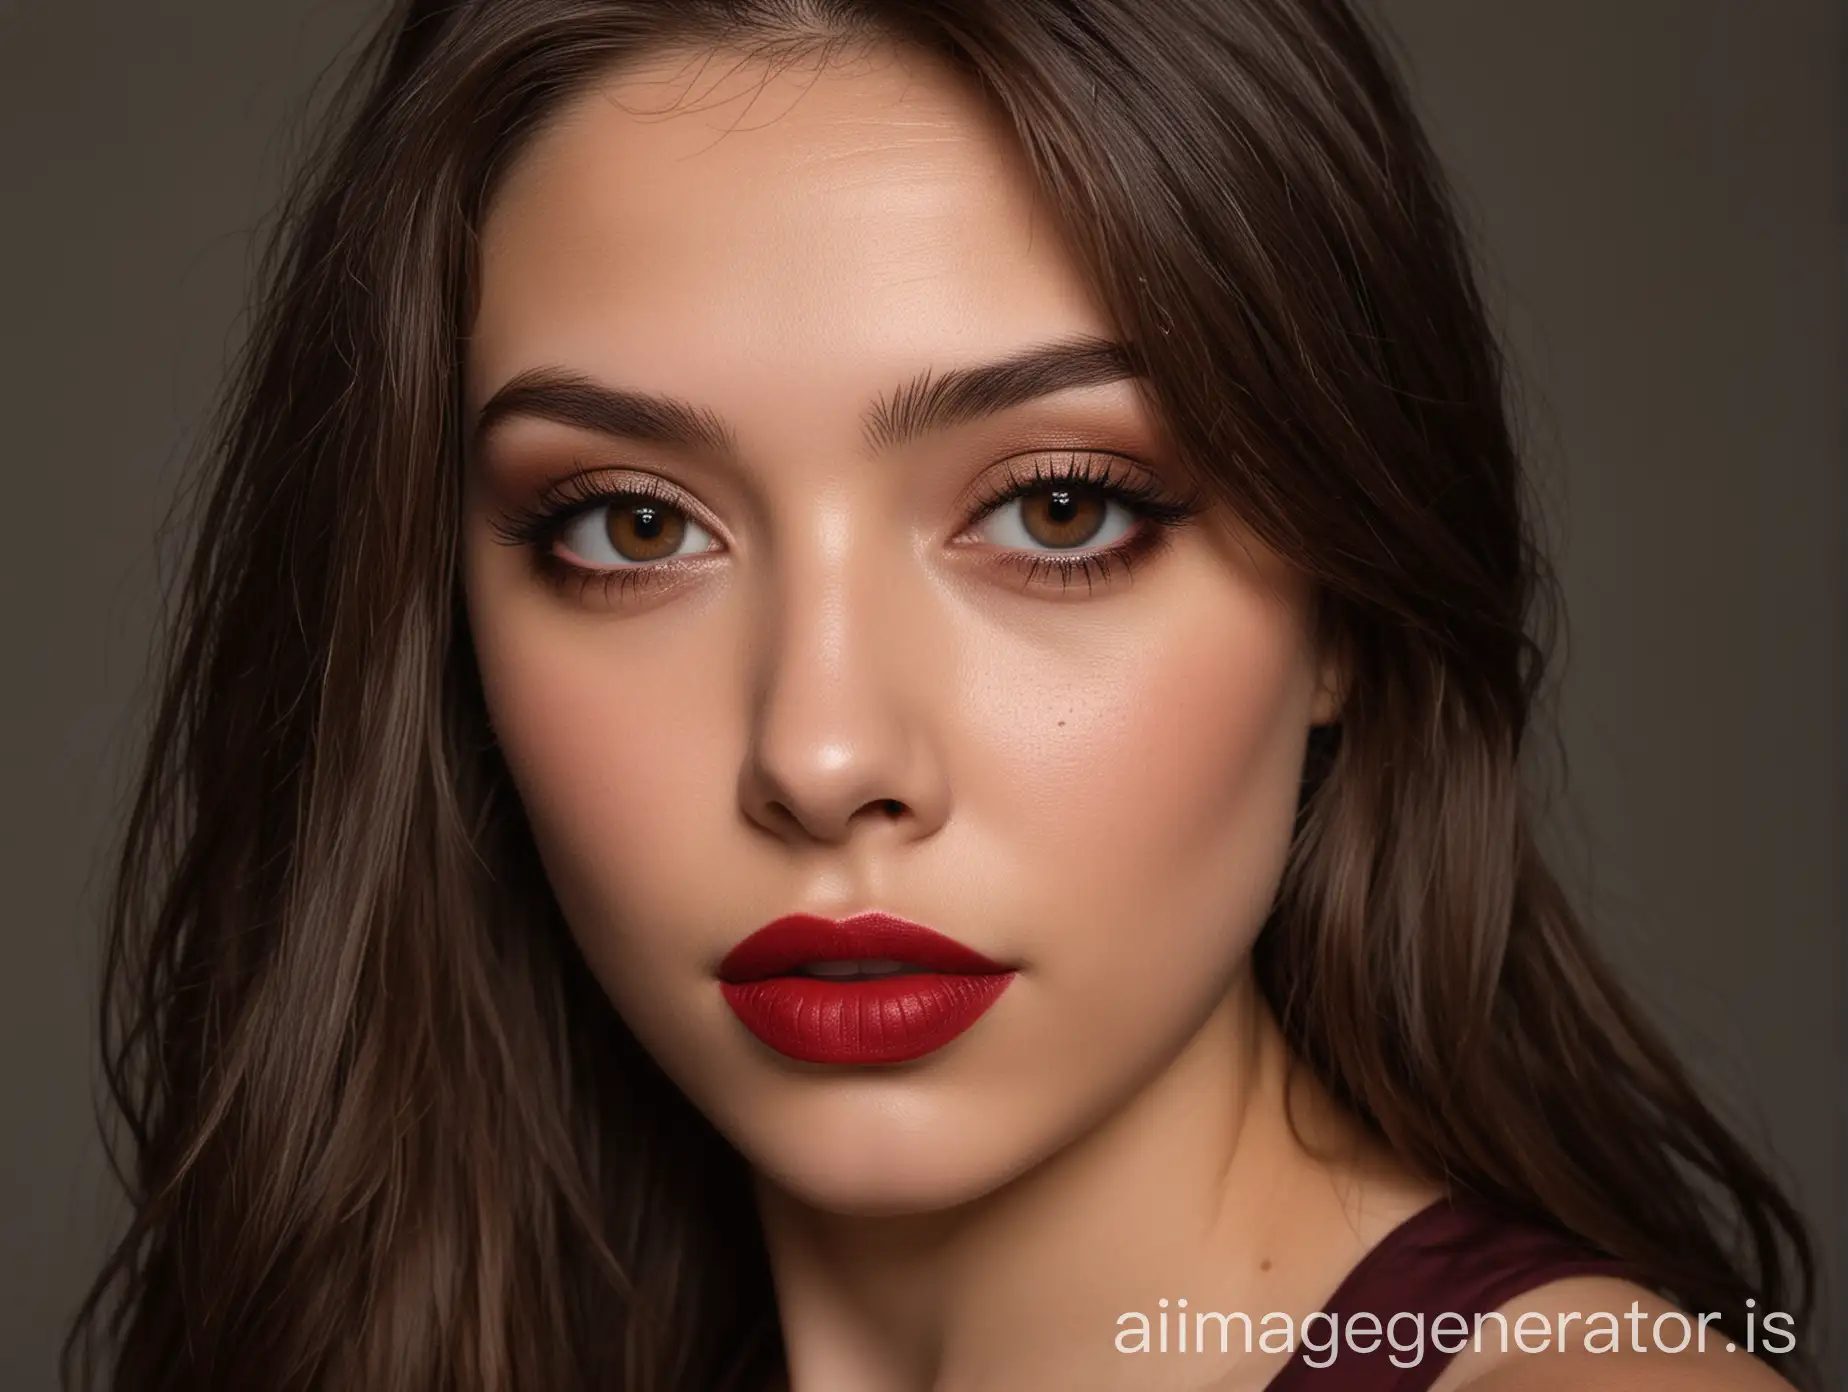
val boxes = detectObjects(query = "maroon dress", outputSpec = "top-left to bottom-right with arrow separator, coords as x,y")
1262,1193 -> 1645,1389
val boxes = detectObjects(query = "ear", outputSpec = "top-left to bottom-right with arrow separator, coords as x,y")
1309,631 -> 1346,728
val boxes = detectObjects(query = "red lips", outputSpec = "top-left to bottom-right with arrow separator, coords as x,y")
718,912 -> 1015,1064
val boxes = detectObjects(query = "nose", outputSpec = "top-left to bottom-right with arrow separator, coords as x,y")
738,526 -> 951,848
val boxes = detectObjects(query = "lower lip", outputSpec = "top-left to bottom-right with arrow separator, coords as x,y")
720,972 -> 1015,1065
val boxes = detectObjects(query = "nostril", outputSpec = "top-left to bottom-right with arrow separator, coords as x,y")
879,799 -> 904,818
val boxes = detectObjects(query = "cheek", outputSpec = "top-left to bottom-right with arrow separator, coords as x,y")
959,574 -> 1314,1044
465,566 -> 744,971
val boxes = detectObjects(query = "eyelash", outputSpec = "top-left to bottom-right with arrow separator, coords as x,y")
961,452 -> 1202,592
489,452 -> 1204,602
489,471 -> 705,603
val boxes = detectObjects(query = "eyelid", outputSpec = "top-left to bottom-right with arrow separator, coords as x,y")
953,449 -> 1201,539
487,464 -> 729,551
943,449 -> 1204,597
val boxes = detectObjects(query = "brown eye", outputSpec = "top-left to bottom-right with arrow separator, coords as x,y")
1018,485 -> 1108,549
556,495 -> 716,568
606,499 -> 686,561
972,478 -> 1138,555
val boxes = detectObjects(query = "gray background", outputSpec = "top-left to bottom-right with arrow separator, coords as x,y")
0,0 -> 1840,1386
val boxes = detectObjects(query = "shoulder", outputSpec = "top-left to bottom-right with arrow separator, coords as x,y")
1439,1275 -> 1797,1392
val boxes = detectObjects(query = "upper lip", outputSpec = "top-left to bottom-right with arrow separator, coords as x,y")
718,911 -> 1010,983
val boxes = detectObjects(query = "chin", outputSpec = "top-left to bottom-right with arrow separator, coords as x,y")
754,1136 -> 1039,1218
713,1072 -> 1069,1218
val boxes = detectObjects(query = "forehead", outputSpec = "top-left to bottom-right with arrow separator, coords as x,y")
468,42 -> 1111,414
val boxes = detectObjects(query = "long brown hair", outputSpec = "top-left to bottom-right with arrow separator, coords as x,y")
68,0 -> 1819,1387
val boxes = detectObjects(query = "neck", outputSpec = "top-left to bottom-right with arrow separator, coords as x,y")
751,973 -> 1435,1392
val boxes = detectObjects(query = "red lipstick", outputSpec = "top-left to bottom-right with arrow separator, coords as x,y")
718,912 -> 1015,1065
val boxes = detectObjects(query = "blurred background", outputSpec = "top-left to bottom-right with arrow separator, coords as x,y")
0,0 -> 1840,1385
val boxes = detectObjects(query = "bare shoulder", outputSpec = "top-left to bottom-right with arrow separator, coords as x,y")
1436,1275 -> 1797,1392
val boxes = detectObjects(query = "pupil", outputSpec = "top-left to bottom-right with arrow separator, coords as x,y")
633,506 -> 663,539
1047,490 -> 1076,523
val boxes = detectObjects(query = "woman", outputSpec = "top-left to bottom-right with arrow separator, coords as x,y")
68,0 -> 1817,1388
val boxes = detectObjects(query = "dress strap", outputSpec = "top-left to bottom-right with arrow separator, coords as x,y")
1263,1192 -> 1646,1389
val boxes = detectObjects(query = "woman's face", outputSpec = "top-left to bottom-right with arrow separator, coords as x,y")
464,44 -> 1337,1213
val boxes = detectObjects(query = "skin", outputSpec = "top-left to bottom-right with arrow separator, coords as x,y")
461,41 -> 1781,1392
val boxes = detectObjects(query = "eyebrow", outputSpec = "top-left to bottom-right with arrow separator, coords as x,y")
472,335 -> 1141,458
